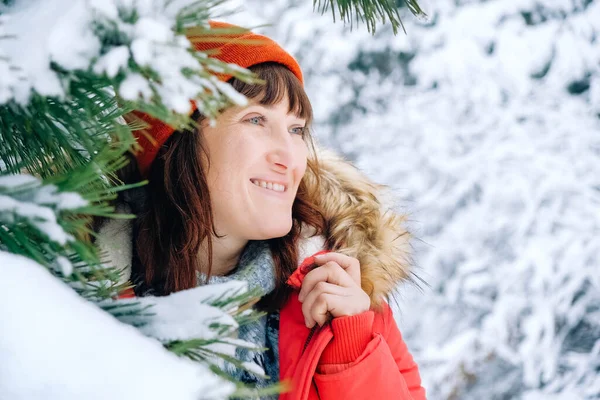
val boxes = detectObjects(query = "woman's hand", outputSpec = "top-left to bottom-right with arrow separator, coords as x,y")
298,252 -> 371,328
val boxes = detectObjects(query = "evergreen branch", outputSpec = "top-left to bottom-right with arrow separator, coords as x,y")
98,301 -> 154,328
402,0 -> 426,17
192,347 -> 266,377
0,78 -> 129,178
314,0 -> 427,35
231,382 -> 289,400
170,343 -> 286,398
174,0 -> 230,32
204,285 -> 264,313
90,2 -> 261,120
0,140 -> 142,301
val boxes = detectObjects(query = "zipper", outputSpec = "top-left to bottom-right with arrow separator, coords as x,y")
301,314 -> 334,356
300,325 -> 321,399
301,325 -> 318,355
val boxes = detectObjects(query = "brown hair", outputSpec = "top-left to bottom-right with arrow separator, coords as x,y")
131,62 -> 325,311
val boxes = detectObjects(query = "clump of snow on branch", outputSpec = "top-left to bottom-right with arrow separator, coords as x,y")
0,252 -> 235,400
110,281 -> 246,343
0,174 -> 88,275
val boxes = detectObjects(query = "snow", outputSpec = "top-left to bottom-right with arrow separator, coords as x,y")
0,174 -> 39,188
47,2 -> 100,71
55,255 -> 73,276
120,73 -> 153,101
33,185 -> 88,210
134,18 -> 174,43
0,251 -> 235,400
0,175 -> 89,247
0,1 -> 68,102
110,281 -> 246,342
0,174 -> 91,276
0,193 -> 72,244
241,361 -> 266,377
88,0 -> 119,19
93,46 -> 130,78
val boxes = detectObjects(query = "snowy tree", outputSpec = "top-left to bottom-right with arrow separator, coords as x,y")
228,0 -> 600,398
0,0 -> 426,399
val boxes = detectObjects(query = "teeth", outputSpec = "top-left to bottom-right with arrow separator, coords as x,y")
251,180 -> 286,192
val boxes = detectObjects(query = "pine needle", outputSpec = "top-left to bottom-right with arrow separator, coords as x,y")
314,0 -> 427,35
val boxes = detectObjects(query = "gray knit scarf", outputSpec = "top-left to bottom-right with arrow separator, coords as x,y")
198,240 -> 280,398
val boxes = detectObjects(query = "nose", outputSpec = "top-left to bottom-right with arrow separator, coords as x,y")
266,124 -> 295,172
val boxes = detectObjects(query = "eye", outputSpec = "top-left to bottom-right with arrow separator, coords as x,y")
246,115 -> 266,125
290,126 -> 306,136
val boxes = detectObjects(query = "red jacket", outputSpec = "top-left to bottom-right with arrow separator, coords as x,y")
279,255 -> 426,400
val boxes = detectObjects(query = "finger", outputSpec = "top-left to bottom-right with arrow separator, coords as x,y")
299,261 -> 354,302
299,262 -> 339,302
311,293 -> 333,327
314,252 -> 361,285
310,293 -> 351,326
301,281 -> 346,327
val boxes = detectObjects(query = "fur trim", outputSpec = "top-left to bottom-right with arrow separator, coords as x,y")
303,149 -> 413,308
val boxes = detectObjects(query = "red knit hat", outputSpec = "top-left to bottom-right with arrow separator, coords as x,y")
131,20 -> 304,177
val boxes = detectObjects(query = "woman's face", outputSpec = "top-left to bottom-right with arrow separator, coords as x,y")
201,95 -> 309,241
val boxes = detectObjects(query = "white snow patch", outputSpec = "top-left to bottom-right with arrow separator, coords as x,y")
0,251 -> 235,400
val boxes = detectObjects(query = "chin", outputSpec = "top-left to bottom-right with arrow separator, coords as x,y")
255,218 -> 293,240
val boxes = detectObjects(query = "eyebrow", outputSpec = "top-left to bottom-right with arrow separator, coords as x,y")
244,104 -> 305,119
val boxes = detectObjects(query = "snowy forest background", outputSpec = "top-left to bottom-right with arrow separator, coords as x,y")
228,0 -> 600,398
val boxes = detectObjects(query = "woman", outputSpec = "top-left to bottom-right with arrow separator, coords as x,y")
97,21 -> 426,400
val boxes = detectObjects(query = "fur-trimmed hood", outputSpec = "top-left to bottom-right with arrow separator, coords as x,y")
303,149 -> 412,306
96,148 -> 413,306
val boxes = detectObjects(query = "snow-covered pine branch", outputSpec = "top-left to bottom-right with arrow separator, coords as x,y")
0,0 -> 251,115
0,0 -> 261,182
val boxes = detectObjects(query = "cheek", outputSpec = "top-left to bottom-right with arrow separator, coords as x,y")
207,134 -> 254,182
295,142 -> 309,178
